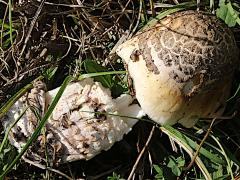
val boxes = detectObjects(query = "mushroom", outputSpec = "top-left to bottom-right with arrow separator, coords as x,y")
116,10 -> 239,128
2,78 -> 145,163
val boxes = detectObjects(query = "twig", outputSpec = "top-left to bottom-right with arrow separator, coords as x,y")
200,111 -> 237,125
127,126 -> 155,180
117,1 -> 131,22
172,0 -> 179,4
20,0 -> 46,57
58,21 -> 72,61
128,0 -> 142,39
22,157 -> 73,180
0,0 -> 7,5
184,118 -> 216,172
149,0 -> 156,17
115,0 -> 132,23
43,1 -> 86,8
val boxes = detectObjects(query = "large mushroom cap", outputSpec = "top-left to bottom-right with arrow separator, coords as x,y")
2,78 -> 144,163
116,10 -> 239,128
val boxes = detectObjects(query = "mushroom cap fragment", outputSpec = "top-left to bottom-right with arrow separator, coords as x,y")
2,78 -> 144,163
116,10 -> 238,128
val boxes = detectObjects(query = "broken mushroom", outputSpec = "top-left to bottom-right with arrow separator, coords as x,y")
2,78 -> 144,163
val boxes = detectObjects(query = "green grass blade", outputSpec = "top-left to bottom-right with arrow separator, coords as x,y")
78,71 -> 126,80
184,135 -> 226,165
162,125 -> 225,164
84,60 -> 114,88
160,125 -> 212,180
0,19 -> 16,30
210,135 -> 234,179
142,1 -> 197,30
0,76 -> 72,178
181,130 -> 224,155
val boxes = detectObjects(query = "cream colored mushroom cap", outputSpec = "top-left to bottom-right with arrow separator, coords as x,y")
2,78 -> 145,163
116,10 -> 238,128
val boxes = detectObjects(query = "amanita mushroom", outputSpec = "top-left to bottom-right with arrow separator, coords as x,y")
116,10 -> 238,128
2,78 -> 144,163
